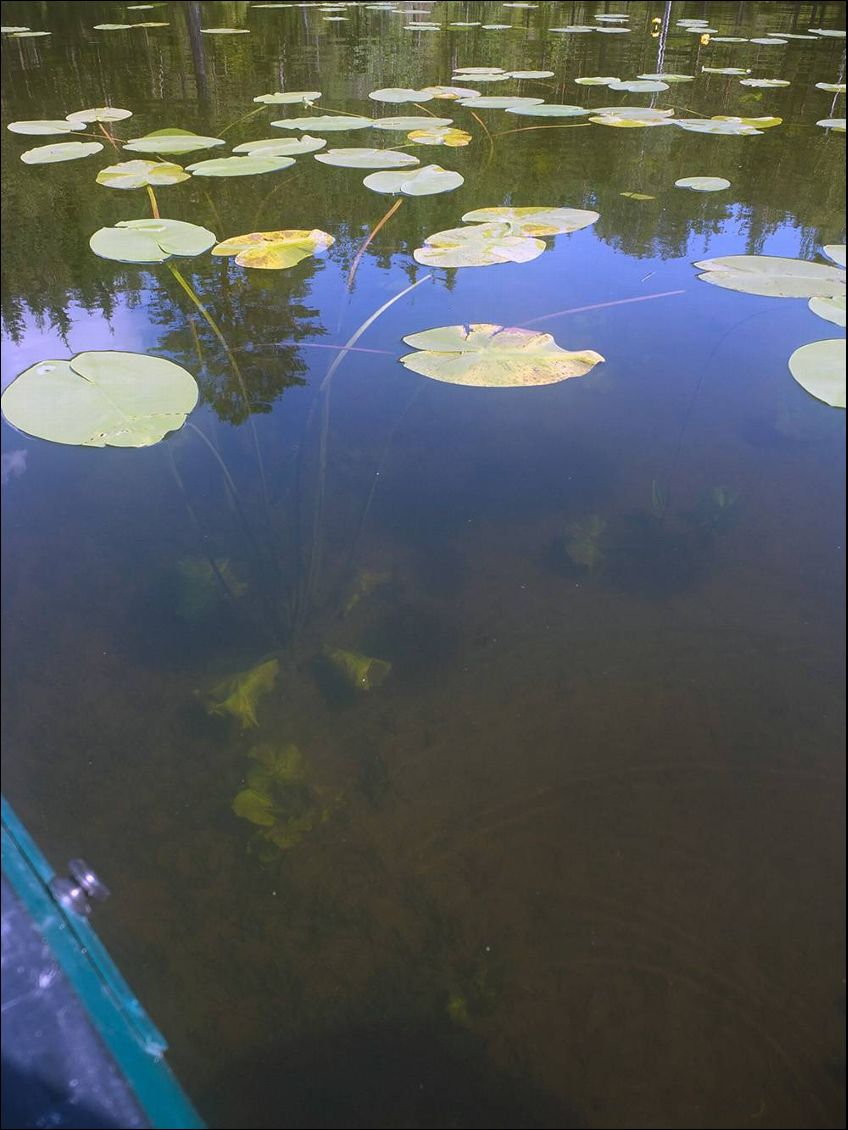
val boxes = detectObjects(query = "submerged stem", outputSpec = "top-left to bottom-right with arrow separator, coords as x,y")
346,198 -> 404,290
491,123 -> 591,138
219,105 -> 266,136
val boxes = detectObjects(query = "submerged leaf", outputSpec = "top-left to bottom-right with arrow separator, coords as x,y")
207,659 -> 279,728
399,324 -> 604,388
96,159 -> 190,188
324,647 -> 392,690
363,163 -> 463,196
788,340 -> 846,407
694,255 -> 846,298
1,352 -> 198,447
212,228 -> 334,269
232,789 -> 277,826
21,141 -> 104,164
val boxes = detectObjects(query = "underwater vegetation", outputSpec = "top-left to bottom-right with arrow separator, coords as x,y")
206,658 -> 279,728
323,646 -> 392,691
171,557 -> 247,623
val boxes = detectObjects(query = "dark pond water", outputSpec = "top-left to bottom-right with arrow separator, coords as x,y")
1,2 -> 846,1127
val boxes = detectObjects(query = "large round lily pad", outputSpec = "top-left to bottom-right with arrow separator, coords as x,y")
369,88 -> 433,102
314,147 -> 419,168
21,141 -> 104,164
608,79 -> 669,92
8,119 -> 86,136
788,339 -> 846,407
271,115 -> 373,131
399,324 -> 604,387
124,128 -> 226,155
233,135 -> 326,156
212,229 -> 334,269
694,255 -> 846,298
808,295 -> 846,327
504,103 -> 588,117
96,159 -> 190,188
1,352 -> 199,447
363,164 -> 463,196
413,222 -> 545,268
90,219 -> 217,262
461,206 -> 599,236
458,96 -> 543,109
675,120 -> 762,135
185,155 -> 296,176
66,107 -> 133,123
675,176 -> 731,192
420,86 -> 482,101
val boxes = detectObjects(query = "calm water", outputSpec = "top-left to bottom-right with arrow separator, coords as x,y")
1,3 -> 846,1127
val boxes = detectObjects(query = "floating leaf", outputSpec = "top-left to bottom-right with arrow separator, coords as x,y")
232,135 -> 326,156
314,147 -> 419,168
324,647 -> 391,690
675,119 -> 762,135
710,37 -> 749,43
124,128 -> 226,155
823,245 -> 847,267
815,83 -> 847,94
452,72 -> 513,83
550,26 -> 595,33
675,176 -> 731,192
212,228 -> 334,269
574,76 -> 619,86
271,114 -> 373,131
1,26 -> 30,32
750,37 -> 786,44
7,119 -> 85,136
592,106 -> 675,120
420,85 -> 481,100
253,91 -> 321,104
93,23 -> 133,30
185,154 -> 295,176
739,78 -> 790,88
620,191 -> 655,200
89,219 -> 217,263
808,295 -> 847,327
608,79 -> 669,92
637,73 -> 693,83
200,27 -> 250,34
21,141 -> 104,164
232,789 -> 277,825
66,106 -> 133,124
694,255 -> 846,298
712,115 -> 782,129
369,87 -> 433,102
413,222 -> 545,268
1,352 -> 198,448
11,30 -> 51,37
407,126 -> 472,146
399,324 -> 604,387
372,115 -> 453,130
817,118 -> 847,131
702,67 -> 751,75
207,659 -> 279,728
461,206 -> 599,237
809,28 -> 847,38
505,103 -> 588,117
363,163 -> 463,195
590,115 -> 671,129
453,67 -> 506,75
96,159 -> 190,188
458,96 -> 544,109
509,70 -> 555,79
788,340 -> 846,407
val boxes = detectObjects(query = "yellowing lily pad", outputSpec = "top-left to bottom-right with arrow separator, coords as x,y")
590,115 -> 670,128
124,128 -> 226,155
363,164 -> 463,195
96,160 -> 189,189
694,255 -> 846,298
212,228 -> 334,269
89,219 -> 217,262
314,147 -> 419,168
253,91 -> 321,104
21,141 -> 104,164
620,192 -> 655,200
1,352 -> 198,447
407,126 -> 473,146
420,85 -> 482,100
207,659 -> 279,728
413,223 -> 544,267
461,206 -> 599,236
185,154 -> 295,176
788,339 -> 845,407
675,176 -> 731,192
712,115 -> 782,129
593,106 -> 675,120
399,324 -> 604,388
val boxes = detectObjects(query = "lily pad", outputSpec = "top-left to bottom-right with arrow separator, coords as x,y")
808,295 -> 847,327
363,164 -> 463,196
399,324 -> 604,388
93,23 -> 133,30
574,76 -> 619,86
66,107 -> 133,123
788,340 -> 846,407
712,115 -> 782,129
816,118 -> 847,131
1,26 -> 30,32
407,126 -> 472,146
823,245 -> 847,267
550,26 -> 595,33
200,27 -> 250,34
7,119 -> 85,136
253,91 -> 321,104
212,228 -> 334,269
1,352 -> 198,447
750,37 -> 787,45
637,73 -> 693,83
232,135 -> 326,156
607,79 -> 669,92
452,73 -> 513,84
11,30 -> 51,37
453,67 -> 506,75
675,119 -> 762,135
592,106 -> 675,120
620,192 -> 655,200
124,128 -> 226,155
702,67 -> 752,75
420,85 -> 482,100
314,147 -> 419,168
809,29 -> 847,38
89,219 -> 217,262
96,159 -> 190,188
461,206 -> 599,237
590,115 -> 672,129
185,154 -> 296,176
739,78 -> 790,88
815,83 -> 847,93
413,222 -> 545,268
21,141 -> 104,164
271,114 -> 373,131
504,103 -> 588,117
694,255 -> 846,298
232,789 -> 277,826
207,659 -> 279,728
457,96 -> 543,109
369,87 -> 433,102
675,176 -> 731,192
509,70 -> 555,79
371,115 -> 453,130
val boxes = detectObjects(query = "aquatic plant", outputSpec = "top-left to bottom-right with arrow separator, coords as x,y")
206,658 -> 279,728
323,647 -> 392,690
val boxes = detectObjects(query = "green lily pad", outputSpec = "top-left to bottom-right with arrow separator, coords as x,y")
592,106 -> 675,120
371,115 -> 453,129
574,76 -> 619,86
21,141 -> 104,164
413,223 -> 545,268
1,352 -> 198,447
420,85 -> 482,100
314,147 -> 419,168
712,115 -> 783,129
124,128 -> 226,155
788,340 -> 846,407
96,159 -> 190,188
324,647 -> 391,690
694,255 -> 846,298
253,91 -> 321,104
823,245 -> 847,267
590,115 -> 672,129
675,176 -> 731,192
185,154 -> 296,176
7,119 -> 85,136
399,324 -> 604,388
750,37 -> 786,44
271,114 -> 373,131
675,119 -> 762,135
369,87 -> 433,102
362,163 -> 464,195
608,79 -> 669,92
509,70 -> 555,79
637,73 -> 694,83
458,96 -> 543,109
200,27 -> 250,34
232,789 -> 277,825
212,228 -> 334,269
233,135 -> 326,156
739,78 -> 790,88
93,23 -> 133,30
815,83 -> 847,93
620,192 -> 655,200
89,219 -> 217,263
710,37 -> 749,42
453,67 -> 506,75
11,30 -> 51,37
817,118 -> 847,131
66,107 -> 133,123
461,206 -> 599,236
550,26 -> 595,32
504,103 -> 588,117
407,126 -> 473,146
702,67 -> 751,75
808,295 -> 847,327
207,659 -> 279,728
